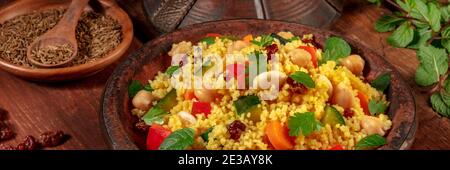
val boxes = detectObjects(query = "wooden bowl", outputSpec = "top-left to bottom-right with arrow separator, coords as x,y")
0,0 -> 133,81
101,19 -> 417,150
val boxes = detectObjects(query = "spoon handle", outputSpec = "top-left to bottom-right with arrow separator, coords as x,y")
55,0 -> 90,35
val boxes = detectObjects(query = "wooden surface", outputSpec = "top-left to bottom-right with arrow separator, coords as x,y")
0,0 -> 449,149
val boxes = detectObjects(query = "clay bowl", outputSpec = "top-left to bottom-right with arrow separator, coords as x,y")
0,0 -> 133,81
101,19 -> 417,150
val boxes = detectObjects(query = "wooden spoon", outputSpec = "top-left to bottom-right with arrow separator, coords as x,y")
27,0 -> 90,68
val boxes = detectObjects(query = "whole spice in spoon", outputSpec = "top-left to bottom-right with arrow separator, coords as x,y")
31,44 -> 74,66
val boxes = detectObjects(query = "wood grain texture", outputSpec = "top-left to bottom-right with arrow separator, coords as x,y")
0,0 -> 448,149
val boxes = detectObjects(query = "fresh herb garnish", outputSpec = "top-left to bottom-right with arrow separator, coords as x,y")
368,99 -> 387,116
159,128 -> 195,150
371,72 -> 391,92
368,0 -> 450,118
355,134 -> 387,150
143,107 -> 167,125
251,35 -> 274,47
200,36 -> 216,45
165,66 -> 180,76
288,112 -> 322,137
289,36 -> 300,42
320,37 -> 352,65
128,80 -> 143,97
144,83 -> 153,92
233,95 -> 261,115
289,71 -> 315,88
200,127 -> 214,142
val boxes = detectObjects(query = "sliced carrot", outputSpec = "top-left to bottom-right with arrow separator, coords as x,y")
243,34 -> 253,43
206,33 -> 222,37
357,91 -> 370,115
299,46 -> 318,68
184,89 -> 196,100
265,121 -> 294,150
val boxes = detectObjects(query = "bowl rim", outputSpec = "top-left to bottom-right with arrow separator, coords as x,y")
0,0 -> 133,81
101,18 -> 417,150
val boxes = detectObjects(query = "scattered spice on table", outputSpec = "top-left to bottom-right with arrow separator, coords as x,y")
0,9 -> 123,68
31,44 -> 73,65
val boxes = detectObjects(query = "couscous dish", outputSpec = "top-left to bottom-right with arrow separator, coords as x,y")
129,32 -> 392,150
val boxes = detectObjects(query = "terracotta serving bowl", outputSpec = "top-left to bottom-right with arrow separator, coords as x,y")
101,19 -> 417,150
0,0 -> 133,81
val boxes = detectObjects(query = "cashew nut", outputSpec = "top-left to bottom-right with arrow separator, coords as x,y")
177,111 -> 197,126
194,88 -> 217,102
360,115 -> 387,136
277,31 -> 294,40
132,90 -> 154,111
252,71 -> 287,90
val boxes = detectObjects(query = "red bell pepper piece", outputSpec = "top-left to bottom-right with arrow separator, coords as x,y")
299,46 -> 318,68
146,124 -> 171,150
192,101 -> 212,117
330,144 -> 344,150
206,33 -> 222,37
357,91 -> 370,115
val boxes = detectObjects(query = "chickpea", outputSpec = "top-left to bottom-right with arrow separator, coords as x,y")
132,90 -> 154,111
277,31 -> 294,40
340,54 -> 365,76
317,75 -> 333,97
252,71 -> 287,90
331,83 -> 354,109
227,40 -> 249,54
360,115 -> 387,136
168,41 -> 192,57
177,111 -> 197,126
289,48 -> 311,68
194,89 -> 217,102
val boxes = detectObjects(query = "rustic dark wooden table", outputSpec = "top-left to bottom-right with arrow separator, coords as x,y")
0,0 -> 449,149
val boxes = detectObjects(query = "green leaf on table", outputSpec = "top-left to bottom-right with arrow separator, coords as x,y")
374,15 -> 406,32
355,134 -> 387,150
408,27 -> 432,49
410,0 -> 441,32
165,66 -> 180,76
440,26 -> 450,53
368,99 -> 387,116
159,128 -> 195,150
288,112 -> 322,137
289,71 -> 315,88
143,107 -> 168,125
414,45 -> 448,86
320,37 -> 351,65
441,5 -> 450,22
396,0 -> 415,12
371,72 -> 391,92
233,95 -> 261,115
128,80 -> 143,97
430,92 -> 450,117
387,22 -> 414,47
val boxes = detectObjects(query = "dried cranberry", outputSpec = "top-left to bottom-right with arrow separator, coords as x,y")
0,144 -> 15,150
39,131 -> 67,147
287,77 -> 308,94
343,109 -> 354,118
265,44 -> 278,61
135,121 -> 149,133
0,127 -> 15,141
302,37 -> 322,49
16,136 -> 40,150
227,120 -> 246,140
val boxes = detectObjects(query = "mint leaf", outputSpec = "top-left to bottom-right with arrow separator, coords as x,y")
144,84 -> 153,92
371,72 -> 391,92
410,1 -> 441,32
289,71 -> 315,88
441,26 -> 450,53
251,35 -> 274,47
200,127 -> 214,142
165,66 -> 180,76
430,93 -> 450,117
387,22 -> 414,47
396,0 -> 415,12
415,45 -> 448,86
355,134 -> 387,150
374,15 -> 406,32
159,128 -> 195,150
427,2 -> 442,32
128,80 -> 143,97
200,37 -> 215,45
441,5 -> 450,22
408,28 -> 432,49
368,99 -> 387,116
288,112 -> 321,137
321,37 -> 351,64
143,107 -> 168,125
233,95 -> 261,115
367,0 -> 382,6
